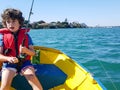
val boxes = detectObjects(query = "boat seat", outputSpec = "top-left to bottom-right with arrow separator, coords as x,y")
12,49 -> 67,90
11,64 -> 67,90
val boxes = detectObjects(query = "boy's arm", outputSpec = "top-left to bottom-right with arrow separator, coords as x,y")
0,46 -> 18,63
20,45 -> 35,56
0,46 -> 8,61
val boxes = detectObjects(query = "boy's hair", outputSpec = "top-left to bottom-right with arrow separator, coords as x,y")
1,8 -> 24,27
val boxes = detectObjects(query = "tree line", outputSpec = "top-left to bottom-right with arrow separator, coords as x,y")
0,19 -> 88,29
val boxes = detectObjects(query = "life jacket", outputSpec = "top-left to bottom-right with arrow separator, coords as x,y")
0,28 -> 31,61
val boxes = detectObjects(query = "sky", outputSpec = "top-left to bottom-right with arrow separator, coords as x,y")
0,0 -> 120,26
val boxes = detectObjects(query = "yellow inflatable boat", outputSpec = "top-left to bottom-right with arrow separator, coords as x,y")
0,46 -> 106,90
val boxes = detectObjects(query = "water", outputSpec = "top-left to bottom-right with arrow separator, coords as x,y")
29,27 -> 120,90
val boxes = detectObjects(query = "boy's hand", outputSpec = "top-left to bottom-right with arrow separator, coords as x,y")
19,44 -> 27,54
19,44 -> 35,56
7,57 -> 19,63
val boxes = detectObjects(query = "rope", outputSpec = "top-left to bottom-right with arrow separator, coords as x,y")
86,34 -> 117,89
97,59 -> 117,90
84,38 -> 117,89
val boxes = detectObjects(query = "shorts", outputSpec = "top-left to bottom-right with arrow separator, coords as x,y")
2,60 -> 34,74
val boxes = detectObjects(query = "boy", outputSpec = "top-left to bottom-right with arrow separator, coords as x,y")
0,8 -> 43,90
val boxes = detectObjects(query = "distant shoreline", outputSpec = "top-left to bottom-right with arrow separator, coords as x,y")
0,19 -> 88,29
0,20 -> 120,29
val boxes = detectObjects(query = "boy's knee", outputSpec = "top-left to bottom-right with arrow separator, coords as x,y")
25,74 -> 36,81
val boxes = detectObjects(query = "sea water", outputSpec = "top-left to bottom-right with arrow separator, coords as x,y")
29,27 -> 120,90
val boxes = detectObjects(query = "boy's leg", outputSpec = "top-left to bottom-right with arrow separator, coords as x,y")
22,67 -> 43,90
0,68 -> 16,90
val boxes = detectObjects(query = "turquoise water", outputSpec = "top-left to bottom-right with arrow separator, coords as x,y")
29,27 -> 120,90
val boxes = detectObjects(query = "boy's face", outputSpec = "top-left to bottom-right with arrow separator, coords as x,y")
6,18 -> 20,32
